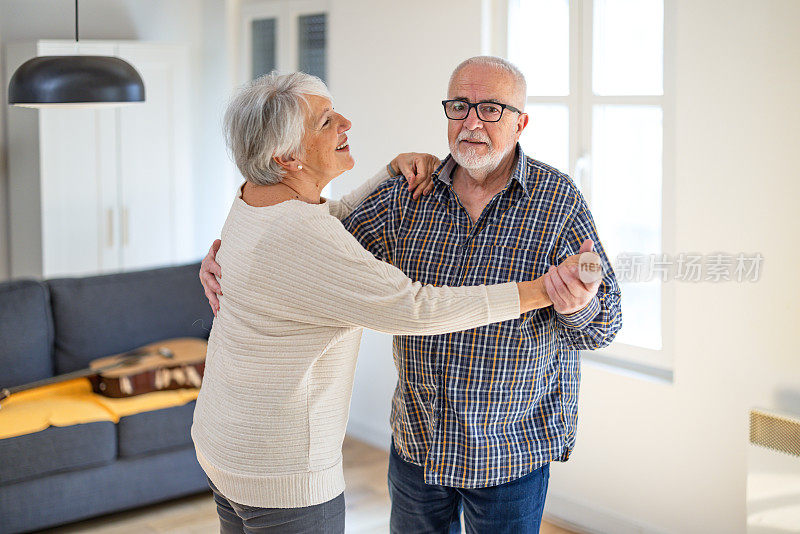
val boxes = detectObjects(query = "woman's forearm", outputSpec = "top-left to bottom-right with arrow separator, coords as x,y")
516,278 -> 552,313
326,166 -> 391,220
516,254 -> 586,313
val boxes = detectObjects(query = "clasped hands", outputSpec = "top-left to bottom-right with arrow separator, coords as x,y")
541,239 -> 602,315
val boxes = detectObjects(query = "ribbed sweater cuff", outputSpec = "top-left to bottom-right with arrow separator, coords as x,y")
195,448 -> 345,508
485,282 -> 521,323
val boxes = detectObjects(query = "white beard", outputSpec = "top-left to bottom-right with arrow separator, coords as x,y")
449,131 -> 512,177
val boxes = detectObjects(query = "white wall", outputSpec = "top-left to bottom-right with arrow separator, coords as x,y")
544,1 -> 800,533
326,0 -> 485,448
196,0 -> 240,254
0,0 -> 235,280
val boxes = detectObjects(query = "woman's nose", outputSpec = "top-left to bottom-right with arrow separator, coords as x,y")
339,115 -> 352,132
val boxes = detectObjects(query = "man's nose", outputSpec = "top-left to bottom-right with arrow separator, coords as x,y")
463,107 -> 483,130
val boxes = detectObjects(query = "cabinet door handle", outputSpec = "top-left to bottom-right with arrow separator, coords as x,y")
122,207 -> 129,247
106,208 -> 114,248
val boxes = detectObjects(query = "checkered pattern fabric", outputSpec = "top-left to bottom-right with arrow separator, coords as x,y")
342,145 -> 622,488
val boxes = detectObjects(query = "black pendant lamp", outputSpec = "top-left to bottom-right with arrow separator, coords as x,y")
7,0 -> 145,108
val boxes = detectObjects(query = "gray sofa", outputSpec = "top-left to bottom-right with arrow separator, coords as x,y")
0,262 -> 214,533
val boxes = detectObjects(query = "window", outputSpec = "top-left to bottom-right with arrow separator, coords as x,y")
241,1 -> 328,82
251,18 -> 277,79
297,14 -> 327,82
508,0 -> 673,372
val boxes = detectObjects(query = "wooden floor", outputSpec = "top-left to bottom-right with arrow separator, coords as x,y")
49,437 -> 577,534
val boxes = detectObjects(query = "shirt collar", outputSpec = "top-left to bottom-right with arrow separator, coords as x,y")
432,143 -> 533,198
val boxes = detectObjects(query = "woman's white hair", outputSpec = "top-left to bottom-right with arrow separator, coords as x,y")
224,71 -> 332,185
449,56 -> 527,109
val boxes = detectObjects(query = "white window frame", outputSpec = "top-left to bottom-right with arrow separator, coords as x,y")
499,0 -> 677,376
240,0 -> 329,84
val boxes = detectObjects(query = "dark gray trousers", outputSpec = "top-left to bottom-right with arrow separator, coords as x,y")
209,478 -> 346,534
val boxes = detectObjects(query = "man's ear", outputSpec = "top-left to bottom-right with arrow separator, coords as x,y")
515,113 -> 529,140
273,154 -> 301,172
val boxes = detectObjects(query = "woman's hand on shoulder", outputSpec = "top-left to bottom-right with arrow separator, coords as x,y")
389,152 -> 440,200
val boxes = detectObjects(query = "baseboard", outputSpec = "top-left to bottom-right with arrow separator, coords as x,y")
345,419 -> 392,451
544,492 -> 669,534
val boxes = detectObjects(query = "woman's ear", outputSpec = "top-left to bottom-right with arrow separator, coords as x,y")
273,154 -> 302,172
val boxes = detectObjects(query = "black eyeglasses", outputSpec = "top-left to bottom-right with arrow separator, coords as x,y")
441,99 -> 523,123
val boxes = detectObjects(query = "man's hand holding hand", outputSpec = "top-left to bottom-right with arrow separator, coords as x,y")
200,239 -> 223,316
543,239 -> 602,315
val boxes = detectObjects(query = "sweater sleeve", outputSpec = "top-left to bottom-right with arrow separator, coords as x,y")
261,211 -> 520,335
326,166 -> 392,221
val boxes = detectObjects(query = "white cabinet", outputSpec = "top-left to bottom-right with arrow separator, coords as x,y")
5,40 -> 194,279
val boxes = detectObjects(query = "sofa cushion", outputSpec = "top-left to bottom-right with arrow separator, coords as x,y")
117,401 -> 196,458
0,446 -> 208,534
0,280 -> 54,388
47,262 -> 213,374
0,421 -> 116,485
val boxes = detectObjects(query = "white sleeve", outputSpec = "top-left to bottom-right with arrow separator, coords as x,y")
261,212 -> 521,335
326,166 -> 393,221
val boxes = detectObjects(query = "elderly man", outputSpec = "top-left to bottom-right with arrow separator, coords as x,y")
201,56 -> 621,533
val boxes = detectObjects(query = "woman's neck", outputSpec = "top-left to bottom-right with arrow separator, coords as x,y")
275,180 -> 321,204
241,174 -> 328,208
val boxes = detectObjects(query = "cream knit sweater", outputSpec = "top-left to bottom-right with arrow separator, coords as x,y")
191,168 -> 521,508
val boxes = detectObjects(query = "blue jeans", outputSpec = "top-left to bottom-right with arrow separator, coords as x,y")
387,443 -> 550,534
208,478 -> 345,534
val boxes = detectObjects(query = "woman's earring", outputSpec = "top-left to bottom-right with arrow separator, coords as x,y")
298,165 -> 303,170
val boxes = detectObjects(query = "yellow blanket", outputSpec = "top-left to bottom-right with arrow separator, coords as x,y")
0,378 -> 199,440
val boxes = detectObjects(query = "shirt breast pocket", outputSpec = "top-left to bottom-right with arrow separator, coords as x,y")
478,244 -> 546,284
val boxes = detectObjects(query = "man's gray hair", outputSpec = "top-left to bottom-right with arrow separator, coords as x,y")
449,56 -> 527,109
224,71 -> 332,185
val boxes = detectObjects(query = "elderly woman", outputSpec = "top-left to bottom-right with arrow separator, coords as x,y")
191,72 -> 561,534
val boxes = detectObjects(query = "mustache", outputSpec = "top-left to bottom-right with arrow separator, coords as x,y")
456,131 -> 491,146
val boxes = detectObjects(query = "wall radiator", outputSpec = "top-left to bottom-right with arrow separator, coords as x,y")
748,409 -> 800,533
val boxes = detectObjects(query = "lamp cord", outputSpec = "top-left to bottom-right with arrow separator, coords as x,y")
75,0 -> 79,42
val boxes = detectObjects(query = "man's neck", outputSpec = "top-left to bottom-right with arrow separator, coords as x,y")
450,149 -> 518,222
452,148 -> 517,197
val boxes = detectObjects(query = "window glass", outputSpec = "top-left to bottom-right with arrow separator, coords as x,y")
507,0 -> 666,355
508,0 -> 570,96
593,0 -> 663,95
591,104 -> 663,349
252,18 -> 277,79
520,104 -> 570,173
298,13 -> 327,82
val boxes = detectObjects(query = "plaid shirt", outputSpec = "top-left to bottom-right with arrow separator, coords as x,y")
342,145 -> 622,488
